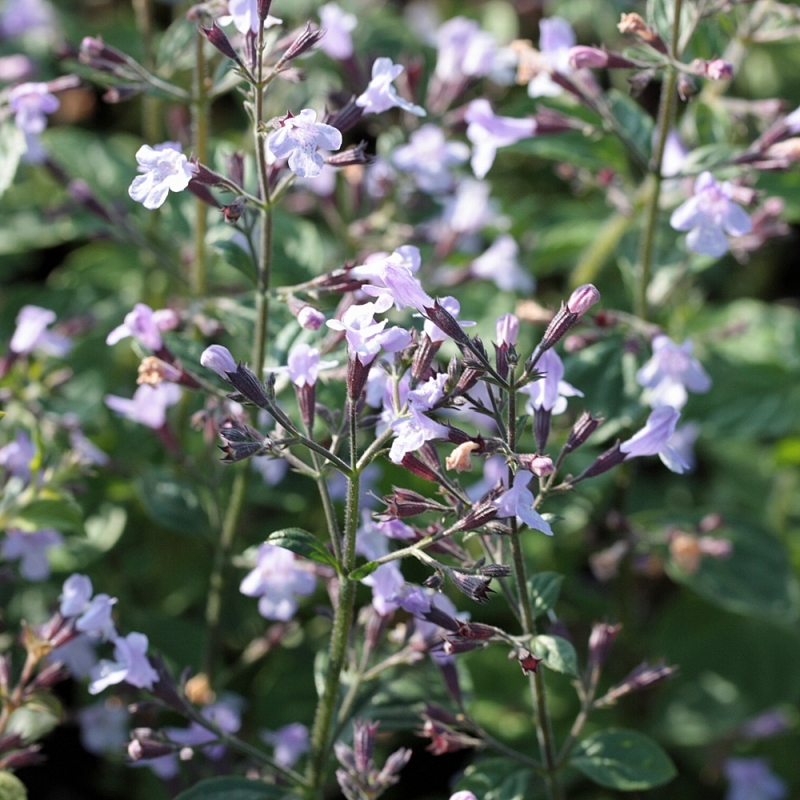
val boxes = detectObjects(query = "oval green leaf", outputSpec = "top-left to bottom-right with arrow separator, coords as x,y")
174,777 -> 293,800
532,634 -> 578,677
571,729 -> 677,791
267,528 -> 339,570
528,572 -> 563,617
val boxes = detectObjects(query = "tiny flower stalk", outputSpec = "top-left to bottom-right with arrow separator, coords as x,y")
635,0 -> 685,320
191,24 -> 210,297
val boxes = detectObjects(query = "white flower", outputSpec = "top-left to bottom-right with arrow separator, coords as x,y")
128,143 -> 196,210
267,109 -> 342,178
356,58 -> 426,116
222,0 -> 282,35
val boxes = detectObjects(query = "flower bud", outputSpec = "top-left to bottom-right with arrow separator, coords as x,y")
564,411 -> 603,453
534,409 -> 552,453
569,46 -> 637,70
588,621 -> 622,670
280,23 -> 325,64
518,453 -> 554,477
411,334 -> 439,381
201,24 -> 244,67
400,453 -> 440,482
257,0 -> 272,21
573,441 -> 625,482
227,365 -> 272,409
80,36 -> 128,66
423,301 -> 471,345
495,313 -> 519,347
705,58 -> 734,80
0,744 -> 44,769
128,737 -> 174,761
449,572 -> 494,604
567,284 -> 601,317
200,345 -> 237,379
617,13 -> 667,54
596,660 -> 676,706
326,142 -> 368,167
297,305 -> 325,331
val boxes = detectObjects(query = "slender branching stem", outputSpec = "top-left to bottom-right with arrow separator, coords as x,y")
307,398 -> 361,792
191,29 -> 210,297
635,0 -> 685,320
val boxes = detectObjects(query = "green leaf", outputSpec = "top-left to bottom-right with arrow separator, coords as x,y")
349,560 -> 380,580
10,498 -> 83,534
532,635 -> 578,677
570,729 -> 677,790
137,471 -> 210,537
528,572 -> 563,617
0,122 -> 26,199
50,504 -> 127,572
213,239 -> 256,284
0,770 -> 27,800
607,90 -> 653,165
667,522 -> 800,624
680,143 -> 742,174
267,528 -> 339,570
174,777 -> 293,800
455,757 -> 532,800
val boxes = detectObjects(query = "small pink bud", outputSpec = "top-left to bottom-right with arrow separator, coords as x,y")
518,453 -> 554,477
297,305 -> 325,330
569,46 -> 611,69
705,59 -> 734,80
567,284 -> 601,316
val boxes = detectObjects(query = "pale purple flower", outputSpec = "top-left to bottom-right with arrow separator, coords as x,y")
519,349 -> 583,415
50,634 -> 97,678
400,587 -> 465,663
60,573 -> 93,617
326,296 -> 411,364
667,422 -> 700,472
389,407 -> 449,463
528,17 -> 576,98
392,125 -> 469,194
296,163 -> 337,196
408,372 -> 448,411
740,710 -> 790,740
268,109 -> 342,178
434,17 -> 496,83
785,104 -> 800,134
724,758 -> 787,800
0,0 -> 55,39
670,171 -> 752,257
104,382 -> 182,429
470,235 -> 534,293
77,701 -> 129,755
378,518 -> 415,540
223,0 -> 282,34
661,129 -> 688,178
356,57 -> 426,117
129,143 -> 196,210
8,82 -> 58,134
356,511 -> 391,561
0,431 -> 35,483
467,454 -> 506,501
263,722 -> 309,767
493,470 -> 553,535
637,335 -> 711,409
318,3 -> 356,60
201,344 -> 238,378
360,253 -> 433,312
88,632 -> 159,694
286,343 -> 336,388
1,528 -> 63,580
441,178 -> 493,235
465,99 -> 536,178
0,54 -> 35,82
240,543 -> 316,621
423,296 -> 475,343
450,793 -> 478,800
496,313 -> 519,347
69,429 -> 110,467
76,594 -> 118,641
352,244 -> 421,281
9,305 -> 71,356
106,303 -> 179,350
363,563 -> 406,616
620,406 -> 689,474
252,455 -> 288,486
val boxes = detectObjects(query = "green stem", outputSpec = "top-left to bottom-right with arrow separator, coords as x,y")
507,386 -> 561,800
192,29 -> 210,297
306,399 -> 360,792
311,451 -> 343,565
203,467 -> 249,679
635,0 -> 685,321
252,19 -> 273,377
132,0 -> 159,142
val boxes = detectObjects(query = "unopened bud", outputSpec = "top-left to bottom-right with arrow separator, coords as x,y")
588,621 -> 622,670
495,313 -> 519,347
423,301 -> 471,345
564,411 -> 603,453
381,488 -> 441,518
534,409 -> 552,452
200,345 -> 237,379
326,141 -> 368,167
227,364 -> 272,409
568,284 -> 601,316
0,744 -> 43,769
705,58 -> 734,80
80,36 -> 128,66
297,305 -> 325,330
517,453 -> 554,477
597,660 -> 676,706
280,23 -> 325,64
257,0 -> 272,21
400,453 -> 439,482
30,661 -> 69,690
184,672 -> 216,705
455,501 -> 499,532
201,24 -> 244,67
449,572 -> 494,604
569,46 -> 637,70
412,334 -> 439,381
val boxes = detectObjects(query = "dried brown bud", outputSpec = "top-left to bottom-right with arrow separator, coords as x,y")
617,13 -> 667,53
445,441 -> 479,473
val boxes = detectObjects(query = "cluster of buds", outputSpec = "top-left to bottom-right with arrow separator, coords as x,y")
419,706 -> 483,755
335,720 -> 412,800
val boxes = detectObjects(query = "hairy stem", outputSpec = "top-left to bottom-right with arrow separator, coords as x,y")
306,399 -> 360,792
635,0 -> 685,320
192,29 -> 210,297
507,387 -> 561,800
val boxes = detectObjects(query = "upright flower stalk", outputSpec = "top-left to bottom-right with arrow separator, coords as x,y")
635,0 -> 685,320
192,28 -> 210,297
